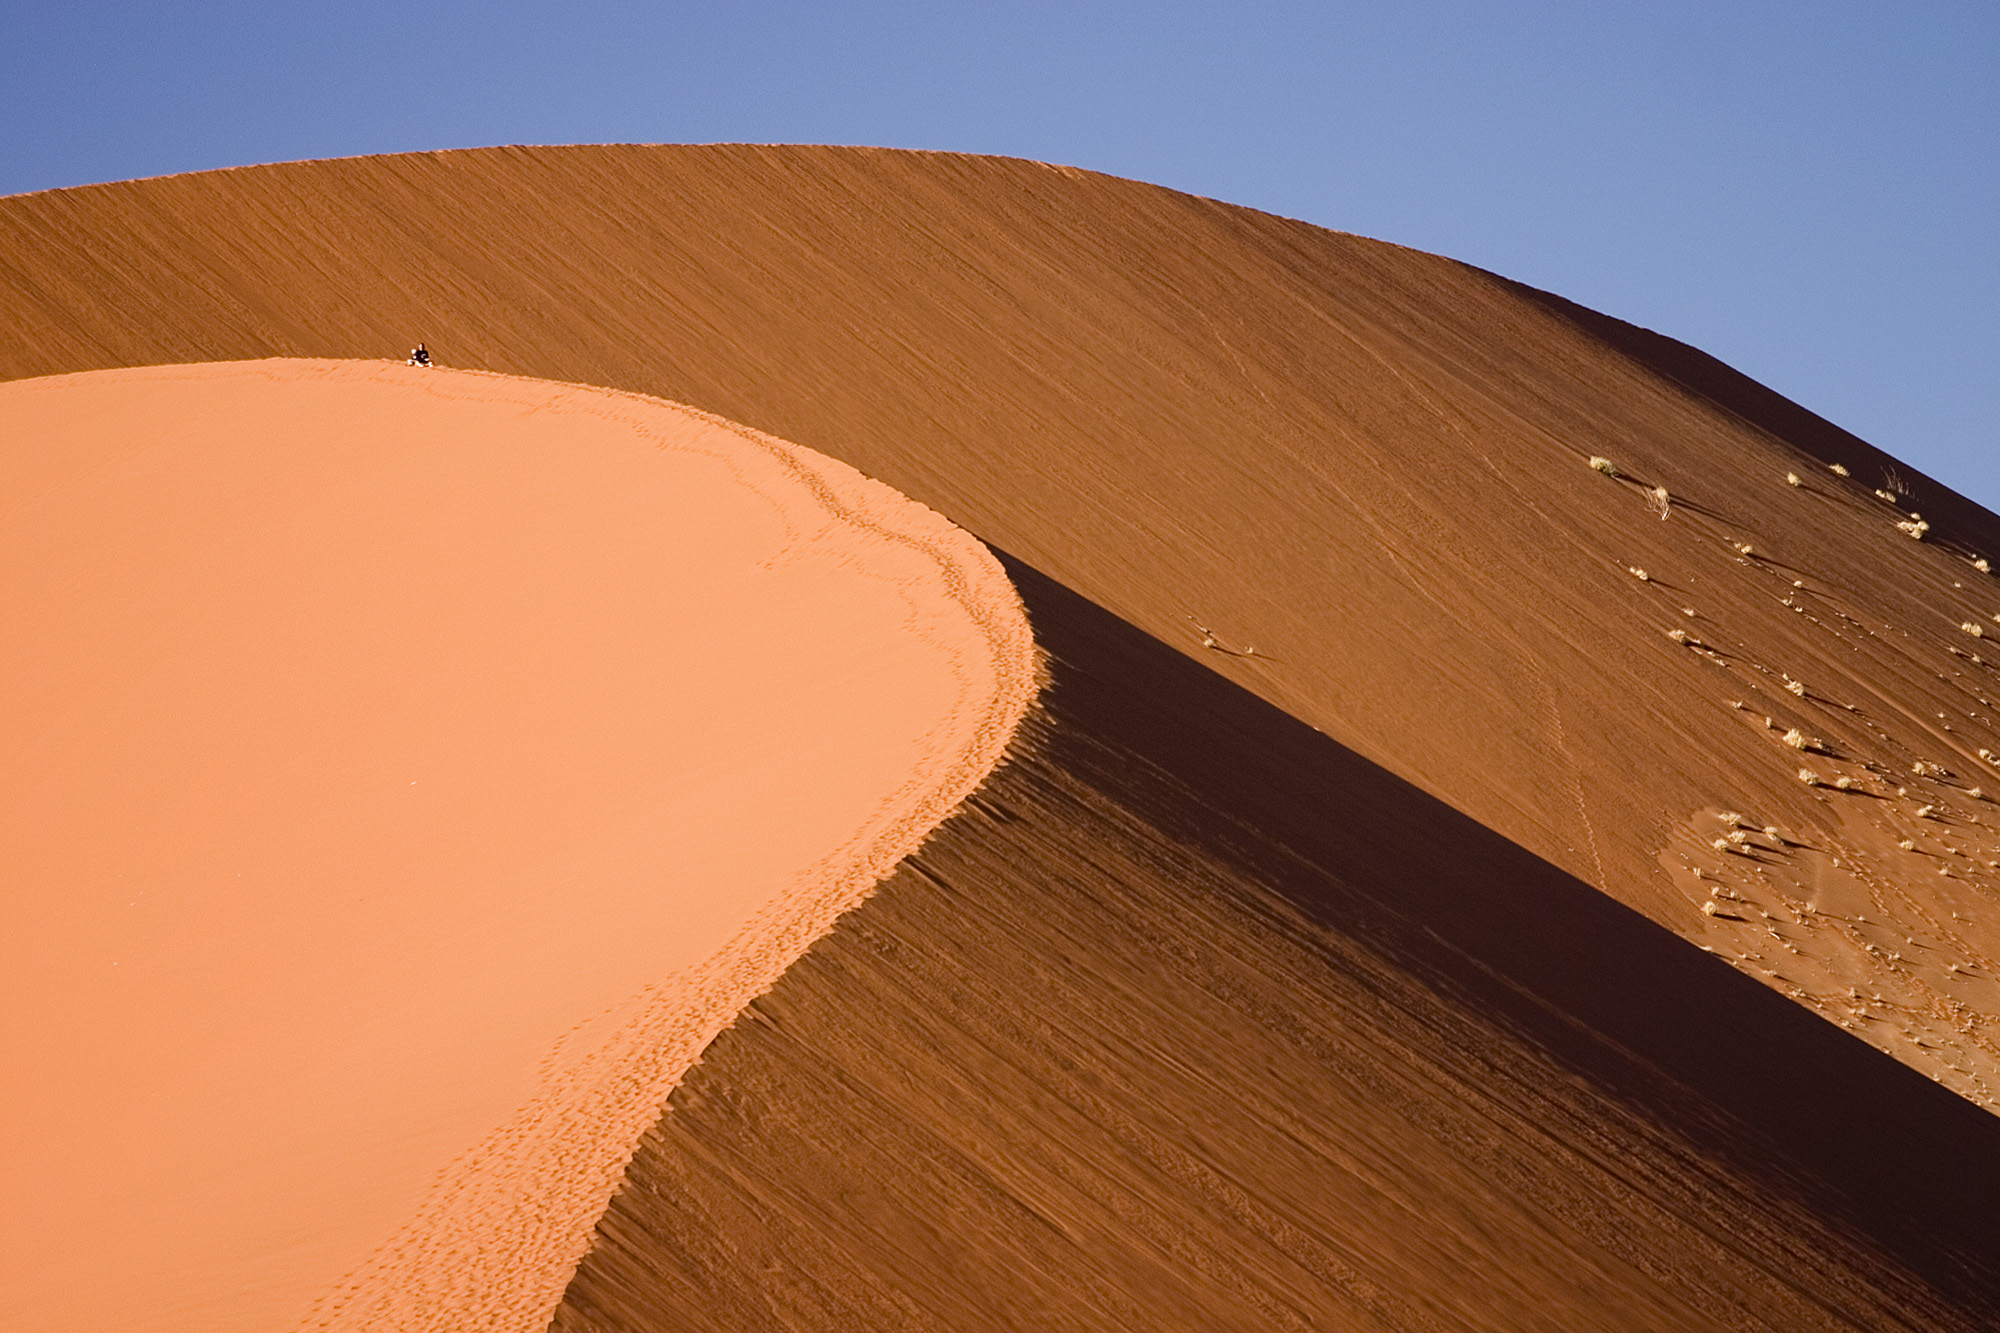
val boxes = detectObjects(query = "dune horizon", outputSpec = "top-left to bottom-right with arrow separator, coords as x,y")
9,145 -> 2000,1329
0,358 -> 1034,1332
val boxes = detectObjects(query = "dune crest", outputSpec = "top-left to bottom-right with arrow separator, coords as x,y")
12,145 -> 2000,1326
0,359 -> 1035,1333
11,145 -> 2000,1093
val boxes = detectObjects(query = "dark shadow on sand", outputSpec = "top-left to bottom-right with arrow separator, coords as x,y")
1001,551 -> 2000,1315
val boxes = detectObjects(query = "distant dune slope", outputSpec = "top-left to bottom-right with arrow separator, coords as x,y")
555,557 -> 2000,1331
0,360 -> 1032,1332
13,148 -> 2000,1330
8,145 -> 2000,1096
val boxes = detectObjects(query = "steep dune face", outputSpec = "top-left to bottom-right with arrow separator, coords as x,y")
10,147 -> 2000,1328
0,360 -> 1033,1332
556,558 -> 2000,1331
7,145 -> 2000,1096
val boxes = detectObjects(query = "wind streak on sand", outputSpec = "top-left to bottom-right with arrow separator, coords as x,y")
0,360 -> 1036,1333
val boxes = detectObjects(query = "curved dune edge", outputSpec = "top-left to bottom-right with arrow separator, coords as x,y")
0,356 -> 1034,1333
18,147 -> 2000,1100
260,365 -> 1039,1333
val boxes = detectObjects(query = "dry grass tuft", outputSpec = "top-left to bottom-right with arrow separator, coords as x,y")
1798,768 -> 1822,786
1783,728 -> 1815,750
1786,472 -> 1802,487
1589,456 -> 1619,477
1785,678 -> 1806,697
1667,628 -> 1689,645
1628,566 -> 1650,581
1898,516 -> 1930,539
1831,463 -> 1851,477
1648,485 -> 1671,519
1963,622 -> 1986,638
1977,558 -> 1992,574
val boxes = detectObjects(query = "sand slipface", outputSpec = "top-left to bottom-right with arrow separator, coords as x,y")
14,145 -> 2000,1092
0,359 -> 1034,1332
15,148 -> 2000,1328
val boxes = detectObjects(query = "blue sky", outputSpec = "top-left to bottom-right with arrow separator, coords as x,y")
5,1 -> 1993,506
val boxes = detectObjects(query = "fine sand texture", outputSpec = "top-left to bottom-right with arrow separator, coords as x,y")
10,146 -> 2000,1328
555,556 -> 2000,1331
9,145 -> 2000,1095
0,359 -> 1034,1332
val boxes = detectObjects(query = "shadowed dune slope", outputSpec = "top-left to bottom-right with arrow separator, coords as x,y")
10,147 -> 2000,1327
554,558 -> 2000,1331
9,145 -> 2000,1091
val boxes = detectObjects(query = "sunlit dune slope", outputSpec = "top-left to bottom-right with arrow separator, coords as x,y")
8,144 -> 2000,1095
558,557 -> 2000,1332
0,359 -> 1033,1333
11,147 -> 2000,1329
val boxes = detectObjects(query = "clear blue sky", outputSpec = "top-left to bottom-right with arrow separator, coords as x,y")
5,1 -> 1993,507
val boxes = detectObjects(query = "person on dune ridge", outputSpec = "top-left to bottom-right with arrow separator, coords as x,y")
407,342 -> 433,368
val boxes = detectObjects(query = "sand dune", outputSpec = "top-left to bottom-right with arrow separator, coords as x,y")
7,145 -> 2000,1095
561,557 -> 2000,1330
0,359 -> 1032,1331
7,145 -> 2000,1327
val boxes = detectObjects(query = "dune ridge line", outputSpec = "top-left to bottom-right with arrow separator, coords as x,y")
0,357 -> 1036,1333
17,147 -> 2000,1326
272,359 -> 1039,1332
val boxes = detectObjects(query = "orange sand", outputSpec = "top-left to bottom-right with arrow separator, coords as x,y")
0,359 -> 1033,1332
10,148 -> 2000,1329
19,146 -> 2000,1097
